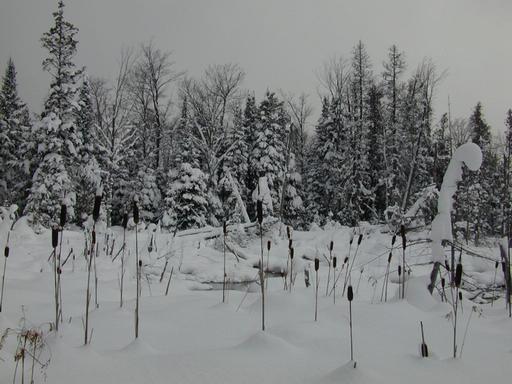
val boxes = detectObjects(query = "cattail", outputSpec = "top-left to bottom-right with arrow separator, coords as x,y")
495,261 -> 499,269
391,234 -> 396,245
314,257 -> 320,321
267,240 -> 271,251
347,284 -> 355,364
330,241 -> 334,251
92,230 -> 96,245
441,278 -> 445,288
59,204 -> 67,228
52,227 -> 59,248
290,247 -> 294,260
333,256 -> 337,268
455,263 -> 462,288
57,267 -> 61,274
138,259 -> 142,268
133,201 -> 139,224
458,291 -> 462,301
387,252 -> 392,263
314,258 -> 319,271
122,213 -> 129,229
445,261 -> 450,272
286,226 -> 291,239
398,265 -> 402,276
288,239 -> 292,249
400,225 -> 406,249
257,200 -> 263,224
344,257 -> 348,264
357,234 -> 363,245
93,195 -> 102,222
223,221 -> 227,235
4,247 -> 9,258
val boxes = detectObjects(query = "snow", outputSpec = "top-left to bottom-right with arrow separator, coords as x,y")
431,143 -> 483,262
0,218 -> 511,383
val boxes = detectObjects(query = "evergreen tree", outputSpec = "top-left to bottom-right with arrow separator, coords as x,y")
0,58 -> 32,209
243,95 -> 259,219
250,91 -> 288,217
26,0 -> 83,227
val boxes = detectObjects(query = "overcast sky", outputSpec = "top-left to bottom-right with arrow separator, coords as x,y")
1,0 -> 511,133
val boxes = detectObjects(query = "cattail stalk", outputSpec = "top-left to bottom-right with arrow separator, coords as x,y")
52,226 -> 59,331
165,266 -> 174,296
347,285 -> 354,363
289,247 -> 294,292
222,221 -> 227,303
0,240 -> 9,312
333,256 -> 337,304
343,234 -> 363,297
120,213 -> 128,307
84,228 -> 95,344
326,241 -> 334,296
491,261 -> 499,307
314,258 -> 319,321
400,225 -> 407,299
257,200 -> 265,331
453,262 -> 463,358
134,201 -> 140,339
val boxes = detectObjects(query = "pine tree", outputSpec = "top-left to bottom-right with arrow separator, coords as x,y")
0,58 -> 32,209
73,78 -> 101,224
164,163 -> 208,230
250,91 -> 288,218
243,95 -> 259,219
26,0 -> 83,227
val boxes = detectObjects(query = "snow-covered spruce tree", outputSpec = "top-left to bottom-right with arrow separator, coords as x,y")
305,97 -> 345,224
337,41 -> 374,226
381,45 -> 406,214
25,0 -> 83,227
166,164 -> 208,230
501,109 -> 512,235
218,103 -> 248,222
456,103 -> 499,242
73,77 -> 101,224
0,58 -> 32,209
243,94 -> 260,220
281,152 -> 304,227
250,91 -> 288,219
163,97 -> 208,229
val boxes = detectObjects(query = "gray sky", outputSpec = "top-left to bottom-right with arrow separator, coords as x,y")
1,0 -> 511,133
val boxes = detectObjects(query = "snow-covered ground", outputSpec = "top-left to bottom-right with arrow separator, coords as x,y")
0,217 -> 511,383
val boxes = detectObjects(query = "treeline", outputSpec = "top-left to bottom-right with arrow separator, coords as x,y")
1,1 -> 511,242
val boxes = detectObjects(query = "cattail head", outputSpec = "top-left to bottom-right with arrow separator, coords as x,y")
401,225 -> 406,250
458,291 -> 462,301
387,252 -> 392,263
256,200 -> 263,224
391,234 -> 396,245
4,246 -> 9,258
267,240 -> 271,251
329,240 -> 334,251
455,263 -> 463,288
347,285 -> 354,301
314,258 -> 319,271
495,261 -> 499,269
93,195 -> 102,222
290,247 -> 294,260
91,230 -> 96,245
57,267 -> 62,275
133,201 -> 139,224
122,213 -> 129,229
52,227 -> 59,248
344,256 -> 348,264
333,256 -> 337,268
441,277 -> 445,288
357,234 -> 363,245
398,265 -> 402,276
223,221 -> 227,235
286,226 -> 291,239
138,260 -> 142,268
59,204 -> 67,228
445,261 -> 450,271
